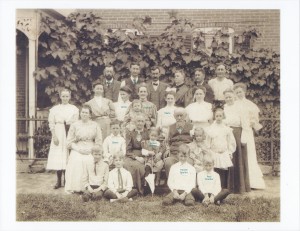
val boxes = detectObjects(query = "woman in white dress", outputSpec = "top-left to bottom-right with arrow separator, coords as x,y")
46,89 -> 79,189
185,86 -> 213,130
65,104 -> 102,193
233,83 -> 265,189
156,91 -> 177,138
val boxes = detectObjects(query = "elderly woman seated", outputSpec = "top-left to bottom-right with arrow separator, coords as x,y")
164,107 -> 194,178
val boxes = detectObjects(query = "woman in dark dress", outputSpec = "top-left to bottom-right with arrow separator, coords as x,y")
223,88 -> 251,193
124,114 -> 149,195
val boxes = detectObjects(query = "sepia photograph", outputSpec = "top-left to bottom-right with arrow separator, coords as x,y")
0,0 -> 299,230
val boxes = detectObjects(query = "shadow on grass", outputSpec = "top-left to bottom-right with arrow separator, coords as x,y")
16,193 -> 280,222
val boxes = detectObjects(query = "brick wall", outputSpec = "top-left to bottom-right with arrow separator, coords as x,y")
83,9 -> 279,52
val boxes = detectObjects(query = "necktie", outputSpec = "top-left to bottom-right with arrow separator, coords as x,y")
152,82 -> 158,86
107,81 -> 110,87
133,79 -> 137,85
118,168 -> 123,190
94,162 -> 97,175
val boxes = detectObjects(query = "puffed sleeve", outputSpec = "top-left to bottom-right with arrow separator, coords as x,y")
94,123 -> 103,146
69,106 -> 79,125
108,99 -> 116,119
66,123 -> 77,149
156,109 -> 162,128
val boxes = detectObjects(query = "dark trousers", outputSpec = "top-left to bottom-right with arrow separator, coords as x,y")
82,185 -> 104,201
162,190 -> 195,206
191,188 -> 230,203
103,189 -> 138,199
214,168 -> 228,189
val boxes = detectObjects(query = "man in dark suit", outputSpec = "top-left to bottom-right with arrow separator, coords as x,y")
191,68 -> 214,104
146,66 -> 169,110
101,65 -> 121,102
120,62 -> 145,100
172,69 -> 192,108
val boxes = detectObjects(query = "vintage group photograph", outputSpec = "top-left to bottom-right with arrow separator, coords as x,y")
15,7 -> 281,224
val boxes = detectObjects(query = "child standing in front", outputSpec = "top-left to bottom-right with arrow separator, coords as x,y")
188,127 -> 212,173
162,144 -> 196,206
192,154 -> 230,206
124,99 -> 144,132
102,119 -> 126,167
104,153 -> 138,202
141,127 -> 166,187
206,107 -> 236,189
81,145 -> 109,202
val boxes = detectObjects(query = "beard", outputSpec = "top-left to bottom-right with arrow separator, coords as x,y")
105,74 -> 113,80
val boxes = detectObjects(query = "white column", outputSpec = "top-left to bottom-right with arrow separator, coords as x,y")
28,38 -> 36,159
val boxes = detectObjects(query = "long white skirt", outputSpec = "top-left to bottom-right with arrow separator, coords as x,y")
65,150 -> 93,193
244,129 -> 266,189
46,124 -> 68,170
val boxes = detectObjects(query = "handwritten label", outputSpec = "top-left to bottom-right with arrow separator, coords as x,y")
164,112 -> 171,115
180,168 -> 188,176
112,141 -> 119,144
121,106 -> 127,108
205,176 -> 213,181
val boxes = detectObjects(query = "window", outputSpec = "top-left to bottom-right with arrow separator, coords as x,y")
192,27 -> 235,55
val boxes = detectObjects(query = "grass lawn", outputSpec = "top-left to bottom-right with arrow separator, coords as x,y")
16,193 -> 280,222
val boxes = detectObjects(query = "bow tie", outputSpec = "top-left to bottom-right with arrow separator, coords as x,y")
152,82 -> 158,86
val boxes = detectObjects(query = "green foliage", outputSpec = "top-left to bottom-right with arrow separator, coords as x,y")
33,121 -> 51,158
34,12 -> 280,107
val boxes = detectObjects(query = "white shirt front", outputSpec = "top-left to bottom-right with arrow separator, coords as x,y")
108,167 -> 133,193
186,101 -> 213,123
156,106 -> 177,128
151,80 -> 159,91
167,162 -> 196,194
114,100 -> 132,122
197,170 -> 221,196
208,78 -> 233,100
94,96 -> 103,108
102,134 -> 126,163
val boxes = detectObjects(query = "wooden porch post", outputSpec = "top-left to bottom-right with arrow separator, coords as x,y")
28,38 -> 36,159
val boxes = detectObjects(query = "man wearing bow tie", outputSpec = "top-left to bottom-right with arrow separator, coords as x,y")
100,65 -> 121,102
120,62 -> 145,100
146,66 -> 169,110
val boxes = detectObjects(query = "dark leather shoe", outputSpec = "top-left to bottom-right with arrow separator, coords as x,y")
54,183 -> 61,189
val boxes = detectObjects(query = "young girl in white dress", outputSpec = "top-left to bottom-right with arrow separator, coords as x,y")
185,86 -> 213,130
206,107 -> 236,189
156,91 -> 177,138
233,83 -> 265,189
46,89 -> 79,189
